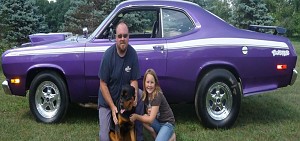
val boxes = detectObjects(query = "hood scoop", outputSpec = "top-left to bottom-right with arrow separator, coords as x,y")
28,32 -> 72,46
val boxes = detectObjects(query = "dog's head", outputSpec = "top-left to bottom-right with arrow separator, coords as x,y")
120,85 -> 135,113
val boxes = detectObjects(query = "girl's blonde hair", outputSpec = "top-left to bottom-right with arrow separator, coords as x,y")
142,69 -> 162,101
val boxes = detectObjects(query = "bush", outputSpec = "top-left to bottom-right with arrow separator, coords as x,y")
0,40 -> 16,63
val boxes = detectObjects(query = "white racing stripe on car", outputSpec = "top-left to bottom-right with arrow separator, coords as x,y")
4,38 -> 288,57
167,38 -> 289,49
85,46 -> 109,53
5,47 -> 85,57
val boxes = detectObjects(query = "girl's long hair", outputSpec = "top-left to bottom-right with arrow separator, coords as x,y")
142,69 -> 162,101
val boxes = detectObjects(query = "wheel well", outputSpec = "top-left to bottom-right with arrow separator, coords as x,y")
26,68 -> 67,91
195,65 -> 241,95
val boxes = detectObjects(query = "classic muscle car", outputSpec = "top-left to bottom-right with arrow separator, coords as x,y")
1,0 -> 298,128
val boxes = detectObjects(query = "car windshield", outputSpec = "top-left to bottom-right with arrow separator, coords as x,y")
88,10 -> 115,40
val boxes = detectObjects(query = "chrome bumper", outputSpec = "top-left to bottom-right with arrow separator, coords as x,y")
290,69 -> 298,86
2,80 -> 12,95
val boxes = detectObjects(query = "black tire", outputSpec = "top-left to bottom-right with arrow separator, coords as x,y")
29,71 -> 69,123
195,69 -> 241,129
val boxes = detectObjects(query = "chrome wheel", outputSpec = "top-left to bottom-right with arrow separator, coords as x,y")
195,69 -> 241,128
206,82 -> 232,121
35,81 -> 61,119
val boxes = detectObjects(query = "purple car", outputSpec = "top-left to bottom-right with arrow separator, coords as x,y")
1,0 -> 298,128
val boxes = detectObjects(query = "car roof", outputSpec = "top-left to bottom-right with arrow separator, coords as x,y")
117,0 -> 202,13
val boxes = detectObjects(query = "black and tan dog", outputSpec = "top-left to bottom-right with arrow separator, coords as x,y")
109,85 -> 136,141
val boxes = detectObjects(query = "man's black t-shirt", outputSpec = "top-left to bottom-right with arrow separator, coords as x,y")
98,44 -> 141,108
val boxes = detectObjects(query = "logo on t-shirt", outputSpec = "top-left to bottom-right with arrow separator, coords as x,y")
125,66 -> 131,73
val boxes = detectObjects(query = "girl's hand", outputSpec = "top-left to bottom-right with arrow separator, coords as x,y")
147,107 -> 151,115
130,114 -> 137,122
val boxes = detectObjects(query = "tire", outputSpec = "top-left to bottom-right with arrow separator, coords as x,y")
29,71 -> 69,123
195,69 -> 241,129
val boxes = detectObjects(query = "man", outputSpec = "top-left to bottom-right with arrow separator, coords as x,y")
98,21 -> 144,141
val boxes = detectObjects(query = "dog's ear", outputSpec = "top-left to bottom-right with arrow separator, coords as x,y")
121,85 -> 135,99
121,86 -> 128,98
128,85 -> 135,98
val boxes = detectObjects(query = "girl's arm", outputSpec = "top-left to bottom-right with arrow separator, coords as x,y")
130,106 -> 159,124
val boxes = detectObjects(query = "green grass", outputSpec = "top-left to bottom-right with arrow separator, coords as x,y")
1,41 -> 300,141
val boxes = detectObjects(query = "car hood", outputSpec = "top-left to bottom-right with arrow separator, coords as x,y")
19,32 -> 74,47
2,34 -> 88,58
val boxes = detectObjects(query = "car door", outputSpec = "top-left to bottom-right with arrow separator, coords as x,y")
84,8 -> 167,101
161,8 -> 196,102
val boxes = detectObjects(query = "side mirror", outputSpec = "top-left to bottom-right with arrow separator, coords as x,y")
83,27 -> 88,38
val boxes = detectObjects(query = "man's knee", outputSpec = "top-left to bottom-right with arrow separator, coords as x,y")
99,107 -> 111,141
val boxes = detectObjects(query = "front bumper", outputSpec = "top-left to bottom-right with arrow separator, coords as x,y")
2,80 -> 12,95
290,69 -> 298,86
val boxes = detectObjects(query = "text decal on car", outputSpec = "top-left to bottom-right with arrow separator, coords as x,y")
272,50 -> 290,56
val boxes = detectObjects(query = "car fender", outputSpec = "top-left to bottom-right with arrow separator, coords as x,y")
26,64 -> 66,89
195,60 -> 242,94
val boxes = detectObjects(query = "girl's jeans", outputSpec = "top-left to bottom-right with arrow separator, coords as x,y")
151,119 -> 175,141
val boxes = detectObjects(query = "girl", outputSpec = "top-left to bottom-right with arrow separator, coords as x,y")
130,69 -> 176,141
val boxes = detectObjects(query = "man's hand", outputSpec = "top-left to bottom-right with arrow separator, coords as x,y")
133,96 -> 138,107
130,80 -> 138,107
111,105 -> 118,125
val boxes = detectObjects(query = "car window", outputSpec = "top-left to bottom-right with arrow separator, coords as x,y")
98,9 -> 159,39
121,10 -> 157,38
162,9 -> 194,38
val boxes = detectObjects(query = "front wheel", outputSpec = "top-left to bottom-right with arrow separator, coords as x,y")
195,69 -> 241,129
29,71 -> 69,123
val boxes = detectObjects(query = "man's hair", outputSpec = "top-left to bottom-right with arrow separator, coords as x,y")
116,20 -> 129,30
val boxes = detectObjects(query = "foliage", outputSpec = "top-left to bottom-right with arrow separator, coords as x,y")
230,0 -> 274,29
0,40 -> 16,58
61,0 -> 127,34
207,0 -> 232,22
122,11 -> 156,33
0,0 -> 48,45
188,0 -> 232,22
264,0 -> 300,37
61,0 -> 105,34
36,0 -> 70,32
1,0 -> 300,46
101,0 -> 125,16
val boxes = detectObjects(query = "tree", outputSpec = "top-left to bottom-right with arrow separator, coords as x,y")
264,0 -> 300,37
36,0 -> 70,32
61,0 -> 105,34
0,0 -> 48,44
187,0 -> 232,22
230,0 -> 274,29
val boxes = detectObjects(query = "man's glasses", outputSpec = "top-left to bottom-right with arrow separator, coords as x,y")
117,34 -> 128,39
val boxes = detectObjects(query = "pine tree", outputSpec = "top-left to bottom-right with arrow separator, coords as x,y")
187,0 -> 232,22
0,0 -> 48,44
61,0 -> 105,34
36,0 -> 70,32
230,0 -> 274,29
61,0 -> 127,34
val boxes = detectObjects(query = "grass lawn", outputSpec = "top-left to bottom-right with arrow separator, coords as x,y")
0,41 -> 300,141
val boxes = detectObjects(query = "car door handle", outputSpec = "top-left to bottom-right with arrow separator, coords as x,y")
153,45 -> 164,50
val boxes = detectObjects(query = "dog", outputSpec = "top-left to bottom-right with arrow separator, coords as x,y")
109,85 -> 136,141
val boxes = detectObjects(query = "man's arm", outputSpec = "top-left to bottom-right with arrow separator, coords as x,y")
100,79 -> 118,124
130,80 -> 138,107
